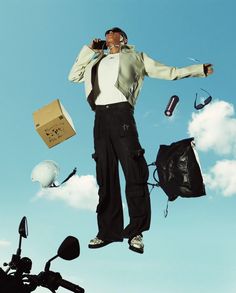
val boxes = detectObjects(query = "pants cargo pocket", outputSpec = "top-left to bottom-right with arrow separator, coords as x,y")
127,148 -> 149,184
126,190 -> 148,217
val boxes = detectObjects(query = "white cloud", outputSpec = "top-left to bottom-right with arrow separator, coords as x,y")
188,100 -> 236,156
203,160 -> 236,197
36,175 -> 98,211
188,99 -> 236,197
0,240 -> 11,247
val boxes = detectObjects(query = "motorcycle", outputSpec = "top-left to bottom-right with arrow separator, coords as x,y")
0,216 -> 85,293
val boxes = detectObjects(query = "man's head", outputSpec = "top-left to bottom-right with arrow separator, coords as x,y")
105,27 -> 128,49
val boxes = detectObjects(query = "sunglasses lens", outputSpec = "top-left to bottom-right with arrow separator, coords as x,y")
195,104 -> 204,110
204,96 -> 212,105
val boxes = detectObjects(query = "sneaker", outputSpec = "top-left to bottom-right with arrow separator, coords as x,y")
88,237 -> 112,249
128,235 -> 144,254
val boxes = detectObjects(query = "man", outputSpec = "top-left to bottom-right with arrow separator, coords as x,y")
68,27 -> 213,254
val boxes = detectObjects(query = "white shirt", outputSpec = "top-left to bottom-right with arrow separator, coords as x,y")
95,53 -> 127,105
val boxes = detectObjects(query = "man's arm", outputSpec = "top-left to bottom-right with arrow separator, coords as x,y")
68,45 -> 96,83
68,39 -> 105,83
141,52 -> 213,80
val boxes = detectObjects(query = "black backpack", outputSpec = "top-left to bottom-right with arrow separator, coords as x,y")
155,137 -> 206,202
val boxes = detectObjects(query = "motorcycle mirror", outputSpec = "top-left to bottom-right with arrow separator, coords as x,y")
44,236 -> 80,272
16,216 -> 28,257
57,236 -> 80,261
18,216 -> 28,239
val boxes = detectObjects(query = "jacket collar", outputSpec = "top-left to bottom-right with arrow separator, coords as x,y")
95,44 -> 135,58
120,44 -> 135,52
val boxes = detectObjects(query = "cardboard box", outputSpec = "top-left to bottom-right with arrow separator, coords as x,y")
33,99 -> 76,148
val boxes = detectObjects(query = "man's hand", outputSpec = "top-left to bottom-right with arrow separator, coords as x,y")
89,38 -> 104,52
204,63 -> 214,76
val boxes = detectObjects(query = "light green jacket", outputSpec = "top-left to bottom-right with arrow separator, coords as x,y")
68,45 -> 206,110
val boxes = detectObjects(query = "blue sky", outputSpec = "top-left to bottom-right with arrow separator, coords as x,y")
0,0 -> 236,292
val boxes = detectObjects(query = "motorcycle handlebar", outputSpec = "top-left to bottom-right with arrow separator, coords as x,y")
32,271 -> 85,293
59,278 -> 85,293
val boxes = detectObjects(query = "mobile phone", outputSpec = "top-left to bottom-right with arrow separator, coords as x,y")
93,40 -> 107,50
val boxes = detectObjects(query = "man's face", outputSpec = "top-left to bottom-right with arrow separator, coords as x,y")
105,31 -> 122,47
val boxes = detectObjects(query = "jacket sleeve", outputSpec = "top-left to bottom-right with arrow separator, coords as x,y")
141,52 -> 206,80
68,45 -> 96,83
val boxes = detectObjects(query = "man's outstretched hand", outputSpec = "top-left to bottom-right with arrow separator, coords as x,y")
204,63 -> 214,76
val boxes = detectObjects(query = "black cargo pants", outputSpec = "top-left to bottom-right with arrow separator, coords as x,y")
92,102 -> 151,242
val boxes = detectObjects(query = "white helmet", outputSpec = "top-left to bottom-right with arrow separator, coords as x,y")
31,160 -> 60,188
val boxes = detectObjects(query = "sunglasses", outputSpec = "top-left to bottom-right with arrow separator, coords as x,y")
194,88 -> 212,110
